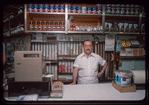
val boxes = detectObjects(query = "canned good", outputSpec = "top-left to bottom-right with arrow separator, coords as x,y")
135,5 -> 139,15
120,4 -> 125,15
130,4 -> 135,15
55,4 -> 59,12
77,6 -> 82,13
72,6 -> 76,13
96,4 -> 102,14
115,70 -> 133,86
59,4 -> 65,13
107,4 -> 111,14
28,4 -> 33,12
115,4 -> 120,14
91,7 -> 96,14
68,4 -> 72,13
44,4 -> 49,12
87,6 -> 91,14
82,6 -> 86,13
49,4 -> 54,12
111,4 -> 115,14
39,4 -> 44,12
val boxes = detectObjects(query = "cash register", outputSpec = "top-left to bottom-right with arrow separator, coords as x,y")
8,51 -> 51,98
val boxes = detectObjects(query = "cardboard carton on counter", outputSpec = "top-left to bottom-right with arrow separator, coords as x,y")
112,80 -> 136,93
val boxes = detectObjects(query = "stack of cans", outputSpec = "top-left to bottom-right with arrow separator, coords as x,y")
27,4 -> 65,13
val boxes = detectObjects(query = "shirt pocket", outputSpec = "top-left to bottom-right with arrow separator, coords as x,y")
92,60 -> 98,70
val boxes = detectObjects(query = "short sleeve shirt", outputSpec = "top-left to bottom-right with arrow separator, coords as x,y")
73,52 -> 106,77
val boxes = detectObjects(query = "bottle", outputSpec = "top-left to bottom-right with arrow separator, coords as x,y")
34,20 -> 38,30
43,21 -> 47,30
38,21 -> 42,30
57,21 -> 60,30
61,21 -> 65,31
120,4 -> 125,15
29,20 -> 33,30
47,21 -> 51,30
52,21 -> 56,31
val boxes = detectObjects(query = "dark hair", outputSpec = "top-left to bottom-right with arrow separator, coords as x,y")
83,40 -> 92,46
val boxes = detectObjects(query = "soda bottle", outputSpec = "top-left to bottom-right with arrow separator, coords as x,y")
47,21 -> 51,30
43,21 -> 47,30
29,20 -> 33,30
61,21 -> 65,31
34,20 -> 38,30
52,21 -> 56,31
38,21 -> 42,30
57,21 -> 60,30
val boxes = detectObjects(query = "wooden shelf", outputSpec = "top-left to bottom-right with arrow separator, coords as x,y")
120,56 -> 145,60
58,73 -> 72,75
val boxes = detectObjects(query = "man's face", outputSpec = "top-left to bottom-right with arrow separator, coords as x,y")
83,41 -> 92,55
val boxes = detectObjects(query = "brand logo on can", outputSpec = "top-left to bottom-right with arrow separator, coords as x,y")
33,4 -> 38,12
49,4 -> 54,12
68,4 -> 72,13
77,6 -> 82,13
87,7 -> 91,13
91,7 -> 96,14
72,6 -> 76,13
28,4 -> 33,12
44,4 -> 49,12
39,4 -> 44,12
96,4 -> 101,14
55,4 -> 59,12
59,4 -> 64,13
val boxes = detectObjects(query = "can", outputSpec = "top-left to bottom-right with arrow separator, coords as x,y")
130,4 -> 135,15
107,4 -> 111,14
114,70 -> 133,86
82,6 -> 86,13
120,4 -> 125,15
55,4 -> 59,12
33,4 -> 38,12
77,6 -> 82,13
44,4 -> 49,12
39,4 -> 44,12
91,7 -> 96,14
59,4 -> 65,13
28,4 -> 33,12
68,4 -> 72,13
111,4 -> 115,14
72,6 -> 76,13
115,4 -> 120,14
49,4 -> 54,12
87,6 -> 91,14
96,4 -> 102,14
135,5 -> 139,15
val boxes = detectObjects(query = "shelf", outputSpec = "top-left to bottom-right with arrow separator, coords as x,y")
26,30 -> 66,33
68,31 -> 103,34
31,41 -> 57,43
58,59 -> 75,61
120,56 -> 145,60
44,60 -> 58,64
68,13 -> 102,16
105,14 -> 140,17
105,32 -> 139,35
27,12 -> 65,15
58,55 -> 78,57
58,73 -> 72,75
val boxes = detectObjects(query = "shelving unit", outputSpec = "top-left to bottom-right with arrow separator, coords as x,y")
3,4 -> 146,83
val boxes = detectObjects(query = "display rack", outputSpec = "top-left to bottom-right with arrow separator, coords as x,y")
3,4 -> 146,83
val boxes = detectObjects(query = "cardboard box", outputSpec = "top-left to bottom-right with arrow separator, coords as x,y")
112,80 -> 136,92
52,81 -> 63,90
139,48 -> 144,56
132,48 -> 139,56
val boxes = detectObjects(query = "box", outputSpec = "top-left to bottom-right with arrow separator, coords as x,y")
132,48 -> 139,56
52,81 -> 63,90
112,80 -> 136,92
126,48 -> 133,56
139,48 -> 144,56
120,48 -> 126,56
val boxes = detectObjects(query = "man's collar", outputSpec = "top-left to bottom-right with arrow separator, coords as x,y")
81,52 -> 95,58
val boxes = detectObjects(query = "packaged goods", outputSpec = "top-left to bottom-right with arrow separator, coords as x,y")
130,4 -> 135,15
115,4 -> 120,14
120,4 -> 125,15
72,6 -> 76,13
124,22 -> 129,32
55,4 -> 59,12
87,6 -> 91,14
96,4 -> 102,14
91,7 -> 96,14
107,4 -> 111,14
134,23 -> 139,32
59,4 -> 65,13
118,22 -> 124,32
68,4 -> 72,13
49,4 -> 54,12
125,4 -> 130,15
82,6 -> 86,13
111,4 -> 115,14
129,22 -> 134,32
39,4 -> 44,12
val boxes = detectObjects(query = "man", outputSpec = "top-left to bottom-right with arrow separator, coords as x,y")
70,40 -> 107,84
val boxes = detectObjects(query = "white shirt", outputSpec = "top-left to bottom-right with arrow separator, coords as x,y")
73,52 -> 106,84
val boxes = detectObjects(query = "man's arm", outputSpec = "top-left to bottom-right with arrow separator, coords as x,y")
98,62 -> 107,78
70,67 -> 78,85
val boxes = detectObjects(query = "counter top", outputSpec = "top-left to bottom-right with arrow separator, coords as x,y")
5,83 -> 145,101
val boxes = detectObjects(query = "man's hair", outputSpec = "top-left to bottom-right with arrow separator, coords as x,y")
83,40 -> 92,46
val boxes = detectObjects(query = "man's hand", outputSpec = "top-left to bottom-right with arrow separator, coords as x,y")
98,71 -> 103,78
69,81 -> 76,85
